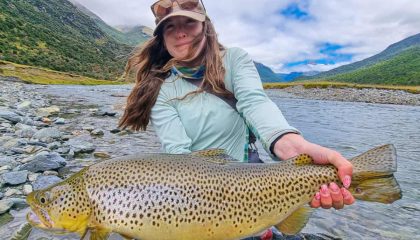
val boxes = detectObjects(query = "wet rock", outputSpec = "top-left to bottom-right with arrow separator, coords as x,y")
67,138 -> 95,154
27,140 -> 48,148
18,152 -> 66,172
0,199 -> 14,214
5,189 -> 23,197
1,170 -> 29,185
110,128 -> 121,134
32,175 -> 62,190
1,138 -> 20,150
47,141 -> 61,150
0,108 -> 22,124
91,129 -> 104,136
14,123 -> 37,138
22,184 -> 33,195
32,127 -> 63,143
0,165 -> 12,172
54,117 -> 66,124
16,101 -> 32,111
0,157 -> 18,168
43,170 -> 58,176
93,107 -> 117,117
28,173 -> 40,182
36,106 -> 60,117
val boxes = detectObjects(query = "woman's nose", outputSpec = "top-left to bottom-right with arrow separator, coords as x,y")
175,28 -> 187,39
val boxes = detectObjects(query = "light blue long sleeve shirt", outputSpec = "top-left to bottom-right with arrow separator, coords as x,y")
150,47 -> 300,161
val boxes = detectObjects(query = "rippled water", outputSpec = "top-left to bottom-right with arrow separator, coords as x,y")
266,90 -> 420,239
2,85 -> 419,239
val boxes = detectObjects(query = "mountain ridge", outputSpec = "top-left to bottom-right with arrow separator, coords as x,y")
307,33 -> 420,81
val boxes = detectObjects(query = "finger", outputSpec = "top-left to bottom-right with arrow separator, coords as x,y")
320,184 -> 332,209
310,192 -> 321,208
330,182 -> 344,209
326,151 -> 353,188
342,188 -> 356,205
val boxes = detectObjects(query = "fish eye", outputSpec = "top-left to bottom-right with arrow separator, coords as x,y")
355,187 -> 363,194
37,192 -> 51,205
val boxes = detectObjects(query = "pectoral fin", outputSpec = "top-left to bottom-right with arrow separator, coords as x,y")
274,206 -> 313,235
83,228 -> 111,240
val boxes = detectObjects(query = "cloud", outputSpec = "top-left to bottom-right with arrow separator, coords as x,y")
73,0 -> 420,73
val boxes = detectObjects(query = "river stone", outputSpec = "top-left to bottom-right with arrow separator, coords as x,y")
18,151 -> 66,172
16,101 -> 32,110
0,122 -> 11,128
9,198 -> 28,209
36,106 -> 60,117
43,170 -> 58,176
32,175 -> 62,190
1,170 -> 29,185
91,129 -> 104,136
5,188 -> 23,197
22,184 -> 33,195
0,156 -> 18,168
0,165 -> 12,171
93,107 -> 117,117
28,173 -> 40,182
54,117 -> 66,124
0,108 -> 22,124
67,138 -> 95,154
0,199 -> 14,214
15,123 -> 36,138
32,127 -> 63,143
1,138 -> 19,149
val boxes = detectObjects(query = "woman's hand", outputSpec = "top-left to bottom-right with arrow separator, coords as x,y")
273,133 -> 355,209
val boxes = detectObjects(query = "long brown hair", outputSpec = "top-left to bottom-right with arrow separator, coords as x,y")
119,18 -> 231,131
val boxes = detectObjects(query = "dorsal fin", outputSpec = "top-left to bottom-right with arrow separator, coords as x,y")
192,149 -> 227,157
191,149 -> 236,164
274,205 -> 313,235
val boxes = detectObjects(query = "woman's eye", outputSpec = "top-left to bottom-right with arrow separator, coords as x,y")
164,24 -> 174,31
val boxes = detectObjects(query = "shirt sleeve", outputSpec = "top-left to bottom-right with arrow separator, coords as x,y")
229,47 -> 301,158
150,86 -> 192,154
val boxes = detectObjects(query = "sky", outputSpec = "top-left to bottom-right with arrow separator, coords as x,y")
73,0 -> 420,73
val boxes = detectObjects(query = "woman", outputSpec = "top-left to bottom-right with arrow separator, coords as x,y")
119,0 -> 354,238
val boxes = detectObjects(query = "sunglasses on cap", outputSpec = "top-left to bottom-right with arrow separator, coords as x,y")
151,0 -> 206,22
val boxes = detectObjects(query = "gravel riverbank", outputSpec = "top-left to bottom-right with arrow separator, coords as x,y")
266,85 -> 420,106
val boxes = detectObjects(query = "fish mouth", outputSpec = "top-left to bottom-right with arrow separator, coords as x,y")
26,209 -> 54,229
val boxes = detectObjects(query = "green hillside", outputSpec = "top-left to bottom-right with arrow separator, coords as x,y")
71,0 -> 151,46
322,47 -> 420,85
0,0 -> 132,80
311,33 -> 420,79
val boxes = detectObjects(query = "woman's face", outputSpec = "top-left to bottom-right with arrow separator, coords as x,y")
163,16 -> 205,60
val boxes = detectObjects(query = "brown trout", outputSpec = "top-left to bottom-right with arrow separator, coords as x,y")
26,144 -> 401,240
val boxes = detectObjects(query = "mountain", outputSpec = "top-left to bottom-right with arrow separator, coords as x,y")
70,0 -> 151,46
0,0 -> 132,80
254,62 -> 319,82
324,46 -> 420,85
305,33 -> 420,85
254,62 -> 285,82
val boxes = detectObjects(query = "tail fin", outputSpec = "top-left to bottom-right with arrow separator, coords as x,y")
349,144 -> 402,203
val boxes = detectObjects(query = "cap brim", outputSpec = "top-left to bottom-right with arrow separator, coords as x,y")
153,10 -> 206,36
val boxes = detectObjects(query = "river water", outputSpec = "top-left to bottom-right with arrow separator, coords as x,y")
2,85 -> 419,239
